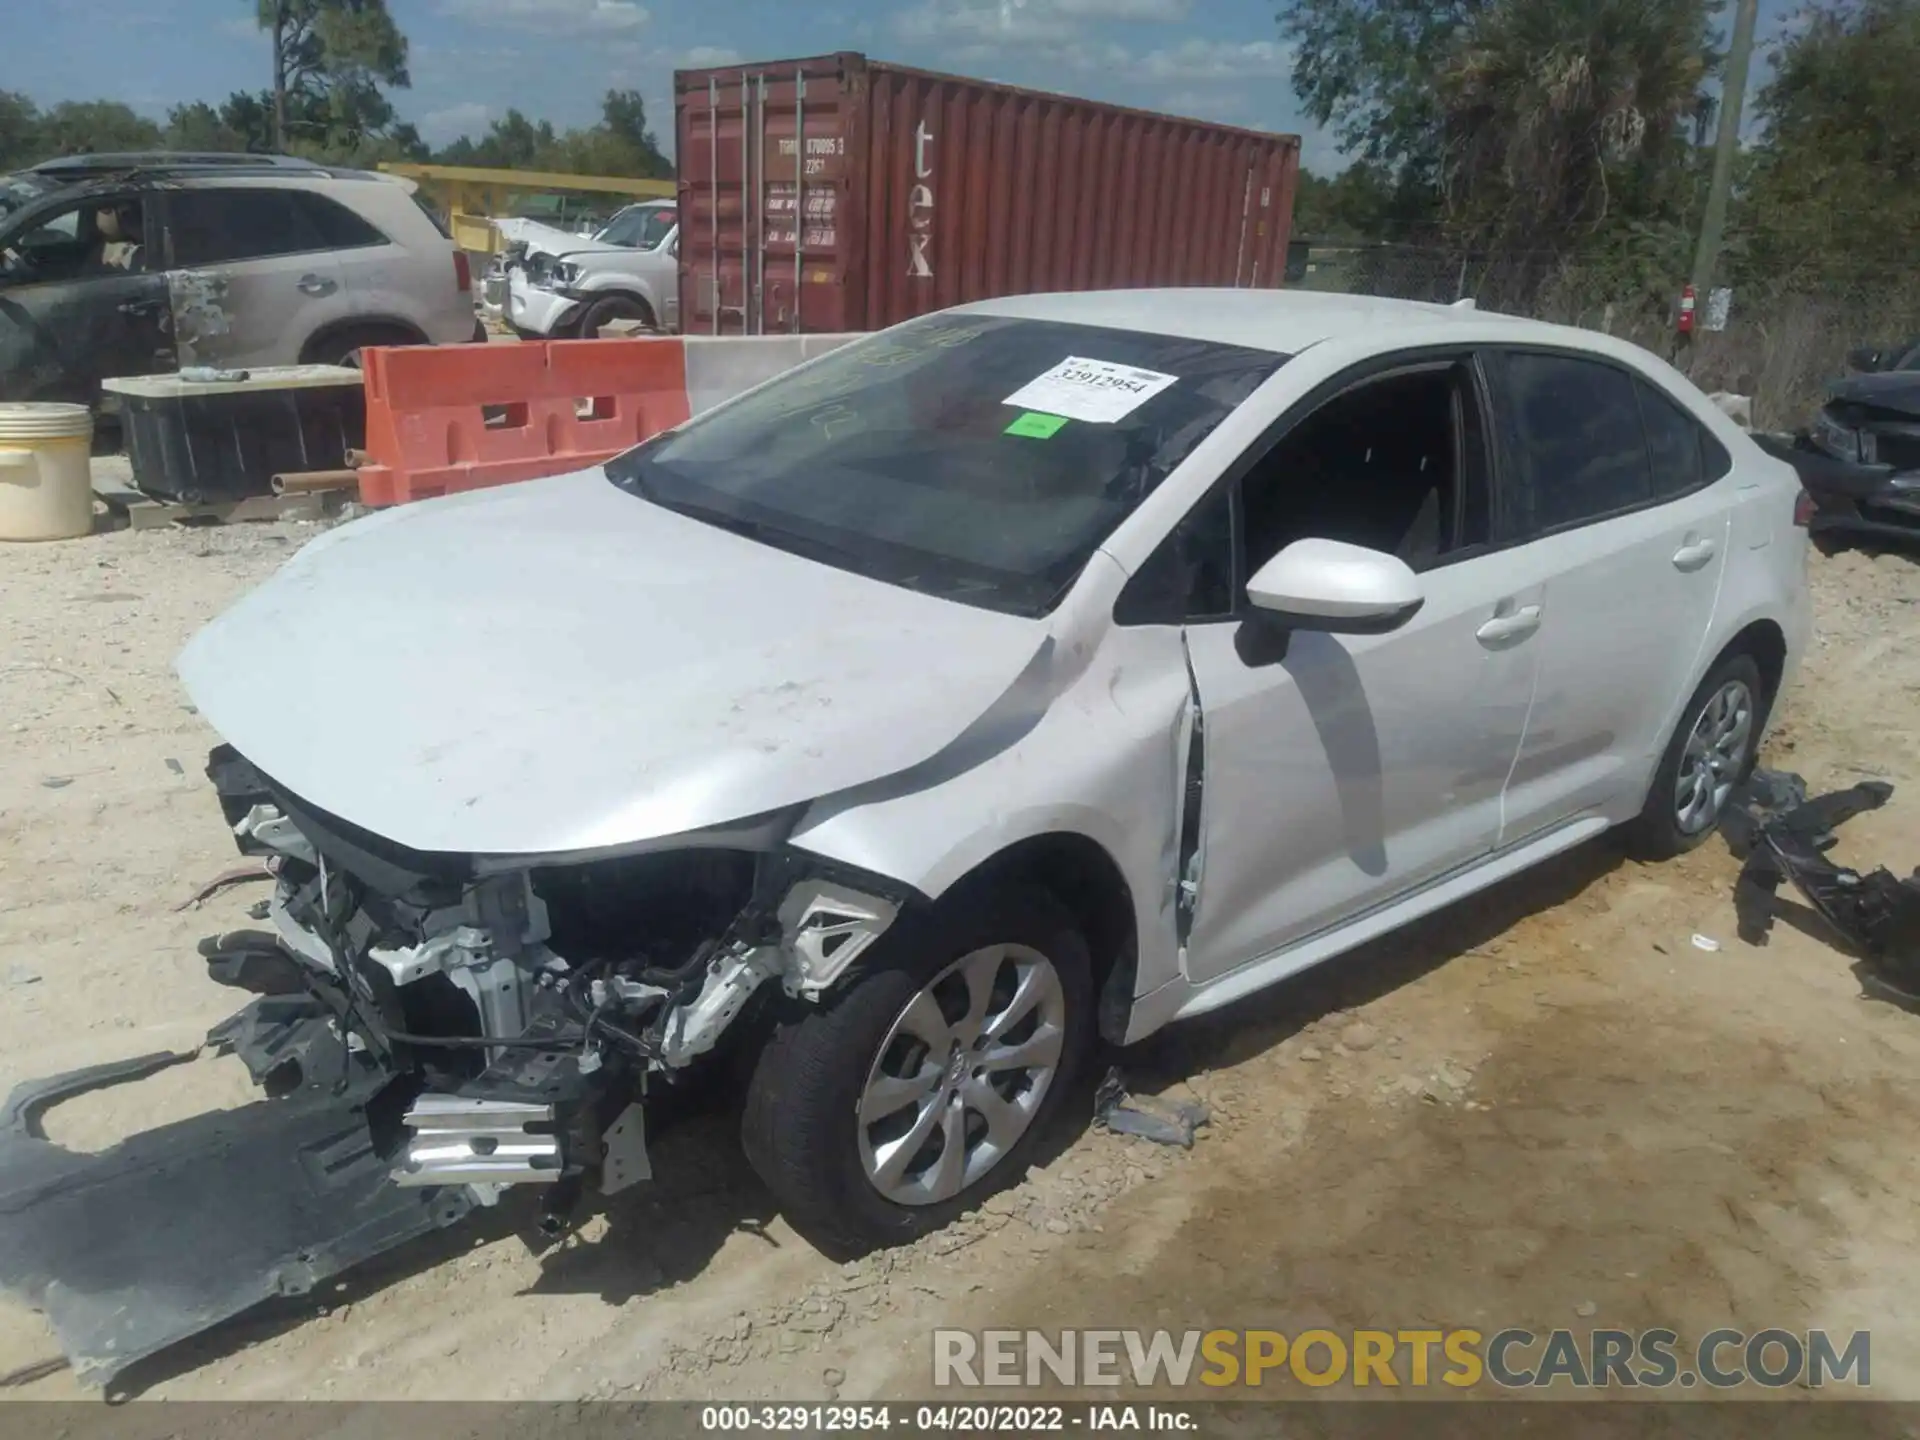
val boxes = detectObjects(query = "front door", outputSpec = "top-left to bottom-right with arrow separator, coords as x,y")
0,190 -> 171,404
1181,356 -> 1540,984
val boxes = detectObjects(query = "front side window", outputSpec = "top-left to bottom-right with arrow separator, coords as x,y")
1503,352 -> 1652,532
1240,362 -> 1491,580
0,193 -> 145,285
598,205 -> 674,248
606,314 -> 1286,616
167,188 -> 322,266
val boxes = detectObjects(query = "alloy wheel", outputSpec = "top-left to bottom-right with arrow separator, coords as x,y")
857,944 -> 1067,1207
1674,678 -> 1755,834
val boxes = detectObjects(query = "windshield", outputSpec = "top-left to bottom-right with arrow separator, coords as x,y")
605,314 -> 1286,616
0,173 -> 55,227
597,204 -> 675,249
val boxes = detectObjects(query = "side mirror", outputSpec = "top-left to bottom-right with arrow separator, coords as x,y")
1847,345 -> 1885,373
1245,538 -> 1424,634
667,237 -> 679,259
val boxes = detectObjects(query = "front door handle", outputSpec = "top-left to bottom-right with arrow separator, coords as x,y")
1672,537 -> 1718,570
118,298 -> 163,317
1476,603 -> 1541,646
297,273 -> 338,297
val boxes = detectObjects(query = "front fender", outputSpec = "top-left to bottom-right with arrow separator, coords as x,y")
787,613 -> 1195,1007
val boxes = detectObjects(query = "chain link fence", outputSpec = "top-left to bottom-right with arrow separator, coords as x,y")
1292,244 -> 1920,429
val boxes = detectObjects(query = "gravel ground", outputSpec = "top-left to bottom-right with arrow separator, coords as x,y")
3,491 -> 1919,1402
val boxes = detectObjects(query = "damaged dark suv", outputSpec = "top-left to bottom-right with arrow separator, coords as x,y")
0,152 -> 478,405
1792,336 -> 1920,544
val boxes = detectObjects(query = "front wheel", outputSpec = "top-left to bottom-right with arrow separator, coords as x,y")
573,294 -> 655,338
741,884 -> 1094,1257
1621,653 -> 1767,860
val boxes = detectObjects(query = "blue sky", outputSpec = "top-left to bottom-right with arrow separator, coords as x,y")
0,0 -> 1796,176
0,1 -> 1335,167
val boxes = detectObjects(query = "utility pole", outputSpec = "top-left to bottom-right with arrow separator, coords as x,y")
272,0 -> 287,152
1690,0 -> 1761,297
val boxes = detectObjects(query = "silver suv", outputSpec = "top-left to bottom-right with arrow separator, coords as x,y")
0,152 -> 482,405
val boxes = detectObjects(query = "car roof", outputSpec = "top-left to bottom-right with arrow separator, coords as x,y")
27,153 -> 387,187
33,151 -> 321,174
959,288 -> 1544,356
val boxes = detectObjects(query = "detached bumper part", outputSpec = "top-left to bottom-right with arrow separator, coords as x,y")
0,999 -> 474,1391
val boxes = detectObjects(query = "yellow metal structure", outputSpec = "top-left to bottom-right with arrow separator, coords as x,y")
380,163 -> 677,255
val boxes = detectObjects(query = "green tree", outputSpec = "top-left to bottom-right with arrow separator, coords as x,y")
255,0 -> 411,154
1735,0 -> 1920,288
430,94 -> 667,178
0,92 -> 40,170
32,100 -> 164,157
1438,0 -> 1715,254
164,101 -> 250,152
1280,0 -> 1715,261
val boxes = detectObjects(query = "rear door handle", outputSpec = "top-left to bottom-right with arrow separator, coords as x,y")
297,273 -> 337,297
1476,603 -> 1541,646
118,298 -> 163,316
1672,538 -> 1718,570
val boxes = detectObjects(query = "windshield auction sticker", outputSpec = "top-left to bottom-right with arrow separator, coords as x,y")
1002,357 -> 1179,424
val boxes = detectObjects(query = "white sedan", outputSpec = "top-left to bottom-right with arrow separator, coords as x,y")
177,288 -> 1811,1258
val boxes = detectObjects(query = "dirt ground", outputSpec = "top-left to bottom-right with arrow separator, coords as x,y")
3,492 -> 1920,1404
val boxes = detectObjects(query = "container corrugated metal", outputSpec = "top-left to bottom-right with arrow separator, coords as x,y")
674,52 -> 1301,336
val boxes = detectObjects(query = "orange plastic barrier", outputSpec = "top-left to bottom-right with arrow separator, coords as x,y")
355,338 -> 692,507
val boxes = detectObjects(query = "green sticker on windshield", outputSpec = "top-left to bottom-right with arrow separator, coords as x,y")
1005,411 -> 1070,439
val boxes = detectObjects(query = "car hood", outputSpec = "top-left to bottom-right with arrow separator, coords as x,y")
496,219 -> 642,265
493,217 -> 594,255
1828,371 -> 1920,419
176,471 -> 1050,858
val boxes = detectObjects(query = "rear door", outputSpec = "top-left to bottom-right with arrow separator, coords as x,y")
157,184 -> 348,368
0,189 -> 171,403
1488,349 -> 1732,842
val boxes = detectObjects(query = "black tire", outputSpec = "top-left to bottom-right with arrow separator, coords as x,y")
574,294 -> 655,338
304,326 -> 421,369
741,883 -> 1094,1258
1621,652 -> 1768,860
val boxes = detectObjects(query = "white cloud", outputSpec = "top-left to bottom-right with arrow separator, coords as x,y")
672,45 -> 745,68
1134,39 -> 1293,82
419,101 -> 493,145
1053,0 -> 1189,18
438,0 -> 650,35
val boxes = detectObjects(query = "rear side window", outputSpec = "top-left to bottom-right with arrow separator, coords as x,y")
294,191 -> 387,248
167,188 -> 322,266
1503,352 -> 1651,531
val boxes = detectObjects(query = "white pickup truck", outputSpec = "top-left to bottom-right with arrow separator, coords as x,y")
490,199 -> 679,338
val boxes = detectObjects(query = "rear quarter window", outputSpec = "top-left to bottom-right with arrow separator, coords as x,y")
296,191 -> 388,248
1635,378 -> 1731,499
406,188 -> 452,239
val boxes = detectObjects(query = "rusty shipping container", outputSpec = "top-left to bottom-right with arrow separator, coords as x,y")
674,51 -> 1301,335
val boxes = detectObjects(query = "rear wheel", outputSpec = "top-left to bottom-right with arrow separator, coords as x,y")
741,884 -> 1093,1257
1622,653 -> 1767,859
305,325 -> 421,369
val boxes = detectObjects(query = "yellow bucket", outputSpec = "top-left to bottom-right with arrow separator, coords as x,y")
0,403 -> 95,541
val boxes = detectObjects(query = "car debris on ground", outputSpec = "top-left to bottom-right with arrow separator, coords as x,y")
1722,767 -> 1920,997
1092,1069 -> 1211,1149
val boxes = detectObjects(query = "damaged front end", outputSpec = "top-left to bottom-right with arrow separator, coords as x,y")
0,744 -> 910,1390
